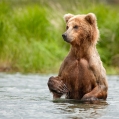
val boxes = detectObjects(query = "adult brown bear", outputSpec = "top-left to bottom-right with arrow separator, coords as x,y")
47,13 -> 108,101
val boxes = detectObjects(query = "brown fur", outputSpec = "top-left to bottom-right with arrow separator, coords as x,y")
47,13 -> 108,101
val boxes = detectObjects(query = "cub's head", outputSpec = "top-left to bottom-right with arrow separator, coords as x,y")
62,13 -> 99,46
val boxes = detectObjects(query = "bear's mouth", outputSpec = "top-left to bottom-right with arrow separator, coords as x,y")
62,34 -> 70,43
63,38 -> 70,43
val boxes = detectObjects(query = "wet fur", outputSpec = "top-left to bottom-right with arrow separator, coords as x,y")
47,13 -> 108,101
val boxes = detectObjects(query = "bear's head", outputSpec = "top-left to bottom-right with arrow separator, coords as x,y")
62,13 -> 99,46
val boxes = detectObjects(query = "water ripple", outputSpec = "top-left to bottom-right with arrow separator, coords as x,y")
0,73 -> 119,119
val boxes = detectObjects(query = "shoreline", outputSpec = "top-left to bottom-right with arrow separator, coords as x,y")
0,66 -> 118,75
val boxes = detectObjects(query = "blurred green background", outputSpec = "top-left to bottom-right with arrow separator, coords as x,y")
0,0 -> 119,74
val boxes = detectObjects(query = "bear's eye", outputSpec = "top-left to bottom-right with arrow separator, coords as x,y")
73,25 -> 78,29
66,26 -> 69,30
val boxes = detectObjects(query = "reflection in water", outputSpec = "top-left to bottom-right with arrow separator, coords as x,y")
0,73 -> 119,119
53,99 -> 108,119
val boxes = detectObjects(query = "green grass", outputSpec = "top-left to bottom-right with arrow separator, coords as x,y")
0,0 -> 119,74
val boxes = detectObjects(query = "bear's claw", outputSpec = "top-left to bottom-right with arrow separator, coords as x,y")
48,76 -> 69,95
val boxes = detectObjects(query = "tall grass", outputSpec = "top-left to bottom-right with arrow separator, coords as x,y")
0,2 -> 67,73
0,0 -> 119,74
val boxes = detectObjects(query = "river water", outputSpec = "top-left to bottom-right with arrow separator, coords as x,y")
0,73 -> 119,119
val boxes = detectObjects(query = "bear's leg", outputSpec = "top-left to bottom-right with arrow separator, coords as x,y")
47,76 -> 69,99
81,85 -> 107,101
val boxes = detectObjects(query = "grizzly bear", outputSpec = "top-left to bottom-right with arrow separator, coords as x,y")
47,13 -> 108,101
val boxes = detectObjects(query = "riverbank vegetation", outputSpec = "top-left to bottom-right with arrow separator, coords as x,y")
0,0 -> 119,74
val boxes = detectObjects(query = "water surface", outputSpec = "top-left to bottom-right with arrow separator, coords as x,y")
0,73 -> 119,119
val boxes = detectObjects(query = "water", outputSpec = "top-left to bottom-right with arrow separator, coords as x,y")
0,73 -> 119,119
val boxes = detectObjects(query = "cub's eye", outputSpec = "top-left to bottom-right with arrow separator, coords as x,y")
66,26 -> 69,30
73,25 -> 78,29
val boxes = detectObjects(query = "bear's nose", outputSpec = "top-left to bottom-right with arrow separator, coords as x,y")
62,34 -> 67,39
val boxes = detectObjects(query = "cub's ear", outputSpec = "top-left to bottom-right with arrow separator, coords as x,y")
63,13 -> 74,23
85,13 -> 96,24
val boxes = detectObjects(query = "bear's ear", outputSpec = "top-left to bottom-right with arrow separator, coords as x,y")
85,13 -> 96,24
64,13 -> 74,23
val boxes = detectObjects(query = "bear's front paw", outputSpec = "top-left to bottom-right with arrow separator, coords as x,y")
48,77 -> 69,94
81,94 -> 99,103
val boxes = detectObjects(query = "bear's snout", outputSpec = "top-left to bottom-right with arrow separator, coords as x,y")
62,34 -> 67,39
62,33 -> 69,43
